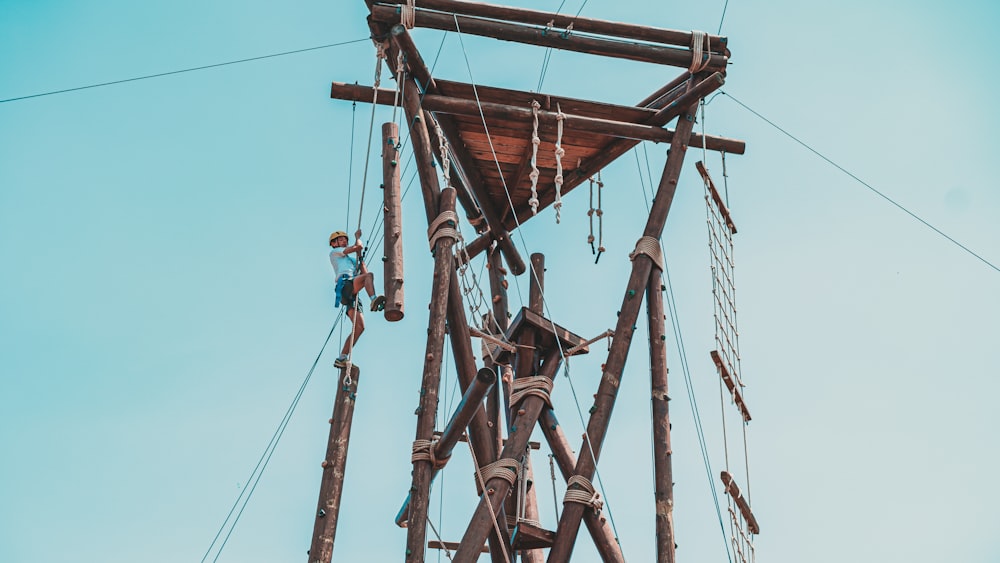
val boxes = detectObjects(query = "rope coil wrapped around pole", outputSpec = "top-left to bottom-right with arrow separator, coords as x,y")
509,376 -> 554,408
427,208 -> 459,249
562,475 -> 604,514
411,438 -> 450,470
629,235 -> 666,272
474,457 -> 523,494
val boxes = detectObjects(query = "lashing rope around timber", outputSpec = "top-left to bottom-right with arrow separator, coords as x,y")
401,0 -> 416,29
509,376 -> 554,407
689,30 -> 711,74
475,458 -> 522,492
629,235 -> 666,272
411,438 -> 450,470
427,207 -> 459,250
562,475 -> 604,513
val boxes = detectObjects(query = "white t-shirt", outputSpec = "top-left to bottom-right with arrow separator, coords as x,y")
330,249 -> 358,278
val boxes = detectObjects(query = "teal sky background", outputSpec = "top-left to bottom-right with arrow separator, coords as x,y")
2,1 -> 999,562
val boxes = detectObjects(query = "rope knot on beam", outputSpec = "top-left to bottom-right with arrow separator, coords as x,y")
427,209 -> 459,250
411,438 -> 450,469
629,236 -> 665,272
475,458 -> 522,494
509,376 -> 554,407
563,475 -> 604,514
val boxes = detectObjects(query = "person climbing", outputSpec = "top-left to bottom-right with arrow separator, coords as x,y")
330,229 -> 386,368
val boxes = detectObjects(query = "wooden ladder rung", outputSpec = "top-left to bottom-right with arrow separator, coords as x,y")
511,520 -> 556,550
710,350 -> 751,421
696,161 -> 737,234
428,540 -> 489,553
720,471 -> 760,534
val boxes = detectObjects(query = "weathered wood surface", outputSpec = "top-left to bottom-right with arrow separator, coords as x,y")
647,275 -> 676,563
307,364 -> 360,563
374,0 -> 729,53
370,5 -> 728,71
381,121 -> 405,321
548,100 -> 700,562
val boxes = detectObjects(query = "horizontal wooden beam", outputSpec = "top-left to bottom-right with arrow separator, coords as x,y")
370,5 -> 727,71
374,0 -> 729,53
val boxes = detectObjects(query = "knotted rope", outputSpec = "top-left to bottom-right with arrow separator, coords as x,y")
475,458 -> 522,494
509,376 -> 554,407
427,208 -> 459,250
528,100 -> 541,215
562,475 -> 604,513
629,235 -> 665,272
689,30 -> 711,73
401,0 -> 416,29
411,438 -> 450,470
553,103 -> 566,223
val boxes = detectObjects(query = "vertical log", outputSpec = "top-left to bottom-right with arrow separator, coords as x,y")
547,100 -> 699,563
485,248 -> 510,473
308,365 -> 361,563
402,77 -> 457,563
521,253 -> 546,563
647,275 -> 675,563
382,122 -> 405,321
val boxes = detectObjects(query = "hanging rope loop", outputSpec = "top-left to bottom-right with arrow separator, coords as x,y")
528,100 -> 541,215
563,475 -> 604,513
689,30 -> 711,73
509,376 -> 553,407
412,438 -> 450,469
553,103 -> 566,223
630,236 -> 665,272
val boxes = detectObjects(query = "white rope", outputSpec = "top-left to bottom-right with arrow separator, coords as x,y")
401,0 -> 416,29
689,30 -> 711,73
528,100 -> 541,215
553,102 -> 566,223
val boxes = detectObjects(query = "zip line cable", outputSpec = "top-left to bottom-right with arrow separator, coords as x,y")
0,38 -> 370,104
200,312 -> 344,563
718,91 -> 1000,274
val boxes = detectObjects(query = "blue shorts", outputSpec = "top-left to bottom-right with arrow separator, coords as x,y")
335,275 -> 356,308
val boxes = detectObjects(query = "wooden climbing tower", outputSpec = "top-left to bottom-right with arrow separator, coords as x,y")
317,1 -> 756,561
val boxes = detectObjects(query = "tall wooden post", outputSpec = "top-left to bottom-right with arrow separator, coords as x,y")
382,121 -> 405,321
547,100 -> 699,563
401,77 -> 457,563
308,364 -> 361,563
520,253 -> 546,563
647,274 -> 675,562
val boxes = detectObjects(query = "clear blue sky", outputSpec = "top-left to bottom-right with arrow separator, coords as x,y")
2,1 -> 998,562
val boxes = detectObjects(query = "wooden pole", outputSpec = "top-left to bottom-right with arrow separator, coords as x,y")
547,100 -> 700,563
382,121 -> 405,321
375,0 -> 729,53
538,408 -> 624,562
452,348 -> 561,562
388,25 -> 527,276
435,367 -> 497,460
646,274 -> 675,563
307,364 -> 361,563
401,76 -> 458,563
520,253 -> 545,563
371,6 -> 728,71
